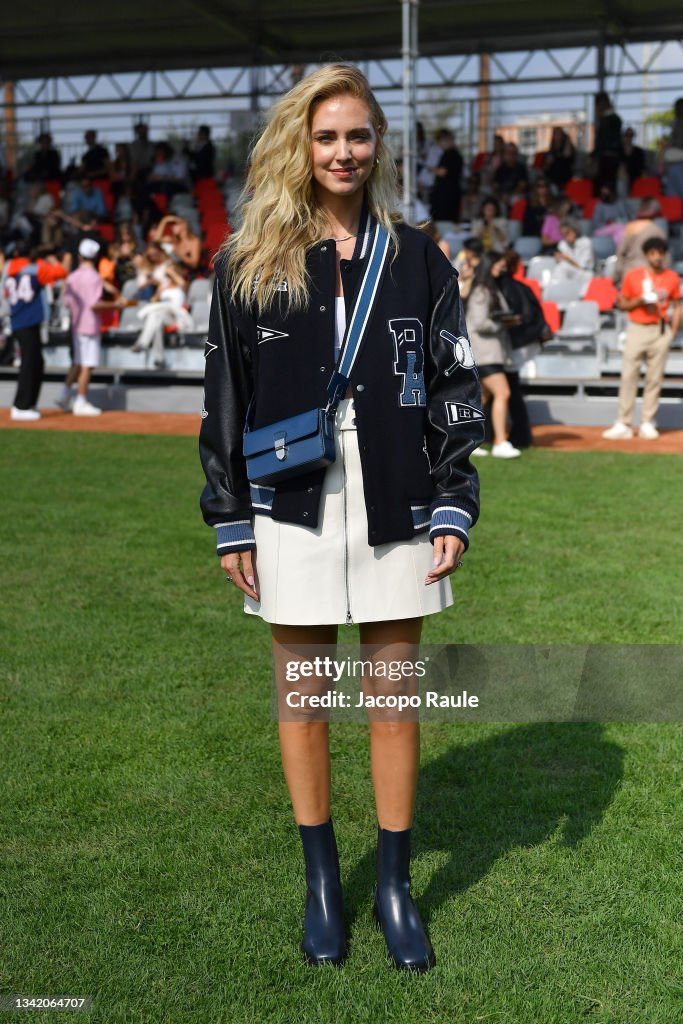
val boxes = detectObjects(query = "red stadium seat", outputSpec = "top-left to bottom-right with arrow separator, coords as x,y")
150,192 -> 169,214
565,178 -> 593,206
581,197 -> 598,219
520,277 -> 542,301
98,223 -> 115,242
533,151 -> 546,170
630,176 -> 662,197
472,152 -> 488,172
541,300 -> 560,335
658,196 -> 683,222
583,276 -> 618,312
45,179 -> 62,206
509,198 -> 527,221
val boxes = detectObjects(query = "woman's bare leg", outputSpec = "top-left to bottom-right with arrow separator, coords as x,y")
359,616 -> 423,831
484,371 -> 511,446
271,622 -> 338,826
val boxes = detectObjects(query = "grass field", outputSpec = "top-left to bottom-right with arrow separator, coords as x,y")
1,430 -> 682,1023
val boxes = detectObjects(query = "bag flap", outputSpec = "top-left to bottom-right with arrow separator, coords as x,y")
243,407 -> 322,458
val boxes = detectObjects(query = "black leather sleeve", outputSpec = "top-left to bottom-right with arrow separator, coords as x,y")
424,273 -> 484,539
198,268 -> 255,530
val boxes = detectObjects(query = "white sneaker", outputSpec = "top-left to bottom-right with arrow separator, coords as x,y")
492,440 -> 521,459
470,445 -> 489,457
73,398 -> 102,417
10,406 -> 41,421
55,393 -> 74,412
602,422 -> 633,440
638,422 -> 659,440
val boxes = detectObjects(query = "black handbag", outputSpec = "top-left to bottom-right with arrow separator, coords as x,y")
243,220 -> 390,486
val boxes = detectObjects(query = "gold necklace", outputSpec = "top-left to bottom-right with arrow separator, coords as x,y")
333,232 -> 357,243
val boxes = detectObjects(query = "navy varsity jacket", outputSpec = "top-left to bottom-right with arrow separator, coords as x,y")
199,214 -> 484,555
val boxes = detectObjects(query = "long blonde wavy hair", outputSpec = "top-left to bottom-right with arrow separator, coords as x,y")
220,63 -> 400,313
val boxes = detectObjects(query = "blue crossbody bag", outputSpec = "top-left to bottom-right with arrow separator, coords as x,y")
242,220 -> 391,486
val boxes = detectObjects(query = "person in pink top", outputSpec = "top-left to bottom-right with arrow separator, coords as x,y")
57,238 -> 106,415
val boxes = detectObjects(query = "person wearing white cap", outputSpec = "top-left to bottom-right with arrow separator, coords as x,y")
57,238 -> 106,415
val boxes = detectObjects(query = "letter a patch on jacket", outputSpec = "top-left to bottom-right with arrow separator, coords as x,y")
388,318 -> 426,407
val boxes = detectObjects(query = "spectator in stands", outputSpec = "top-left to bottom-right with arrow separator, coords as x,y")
540,196 -> 573,254
480,134 -> 505,191
456,236 -> 483,300
493,142 -> 528,206
24,132 -> 62,183
57,238 -> 110,416
147,142 -> 190,198
57,210 -> 104,271
132,242 -> 173,301
150,214 -> 203,271
9,183 -> 54,246
110,143 -> 132,199
0,181 -> 10,244
464,250 -> 521,458
591,184 -> 629,233
186,125 -> 216,180
593,92 -> 623,193
522,178 -> 552,237
429,129 -> 463,223
113,237 -> 138,291
550,218 -> 594,291
416,122 -> 441,204
459,172 -> 483,222
543,127 -> 575,189
619,127 -> 646,189
81,130 -> 110,180
66,176 -> 107,222
4,240 -> 68,420
613,198 -> 667,287
603,237 -> 681,440
130,262 -> 192,367
131,122 -> 155,181
418,220 -> 451,261
661,97 -> 683,199
471,196 -> 508,251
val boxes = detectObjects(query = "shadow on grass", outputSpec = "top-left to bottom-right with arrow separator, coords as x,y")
343,722 -> 624,930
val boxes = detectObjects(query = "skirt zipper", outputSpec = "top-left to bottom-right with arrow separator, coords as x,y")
341,430 -> 353,624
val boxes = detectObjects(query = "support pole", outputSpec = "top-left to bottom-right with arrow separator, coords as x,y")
478,54 -> 490,156
3,80 -> 18,175
401,0 -> 418,223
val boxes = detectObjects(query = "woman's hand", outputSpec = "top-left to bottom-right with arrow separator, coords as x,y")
425,535 -> 465,585
220,551 -> 259,600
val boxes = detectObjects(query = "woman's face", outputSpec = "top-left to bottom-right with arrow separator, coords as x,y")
491,258 -> 506,278
482,201 -> 496,221
310,93 -> 378,203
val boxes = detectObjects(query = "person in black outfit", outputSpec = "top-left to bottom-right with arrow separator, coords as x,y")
493,142 -> 528,205
594,92 -> 623,193
620,128 -> 646,188
544,127 -> 575,189
24,133 -> 62,182
522,178 -> 552,237
429,129 -> 463,222
186,125 -> 216,180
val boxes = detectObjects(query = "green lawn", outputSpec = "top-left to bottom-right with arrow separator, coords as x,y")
1,431 -> 681,1023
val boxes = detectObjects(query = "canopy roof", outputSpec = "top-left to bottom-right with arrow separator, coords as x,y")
2,1 -> 682,79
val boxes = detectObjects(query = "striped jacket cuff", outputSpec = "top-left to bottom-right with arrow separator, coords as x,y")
214,519 -> 256,555
429,502 -> 473,550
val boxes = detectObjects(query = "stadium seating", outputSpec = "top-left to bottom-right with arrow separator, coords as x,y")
514,236 -> 542,261
558,300 -> 601,340
542,278 -> 585,309
520,277 -> 542,301
631,176 -> 662,197
526,256 -> 556,285
509,199 -> 527,221
565,179 -> 593,206
590,235 -> 616,261
583,276 -> 618,312
541,300 -> 560,335
659,196 -> 683,222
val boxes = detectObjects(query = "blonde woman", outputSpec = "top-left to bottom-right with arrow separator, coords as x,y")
199,64 -> 483,972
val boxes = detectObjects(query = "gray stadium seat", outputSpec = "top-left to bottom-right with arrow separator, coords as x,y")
526,256 -> 556,284
188,278 -> 212,304
513,236 -> 542,261
190,300 -> 211,333
121,279 -> 140,299
603,255 -> 618,280
591,235 -> 616,261
542,278 -> 585,309
558,300 -> 601,340
506,219 -> 522,242
108,305 -> 145,335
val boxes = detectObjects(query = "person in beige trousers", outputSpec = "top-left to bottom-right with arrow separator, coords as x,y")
603,237 -> 681,440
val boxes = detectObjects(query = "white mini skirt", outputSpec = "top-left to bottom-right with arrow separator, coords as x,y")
243,398 -> 454,625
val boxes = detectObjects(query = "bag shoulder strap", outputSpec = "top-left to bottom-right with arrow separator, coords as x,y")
324,219 -> 391,414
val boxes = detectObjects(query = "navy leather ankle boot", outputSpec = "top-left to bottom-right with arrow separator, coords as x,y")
298,818 -> 347,966
373,826 -> 436,972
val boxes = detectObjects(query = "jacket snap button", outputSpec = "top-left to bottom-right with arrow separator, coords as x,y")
320,366 -> 326,372
319,305 -> 326,312
302,512 -> 309,518
321,245 -> 327,252
356,384 -> 365,392
307,486 -> 314,493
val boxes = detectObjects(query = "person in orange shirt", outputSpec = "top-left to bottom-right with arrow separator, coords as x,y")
603,237 -> 681,439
